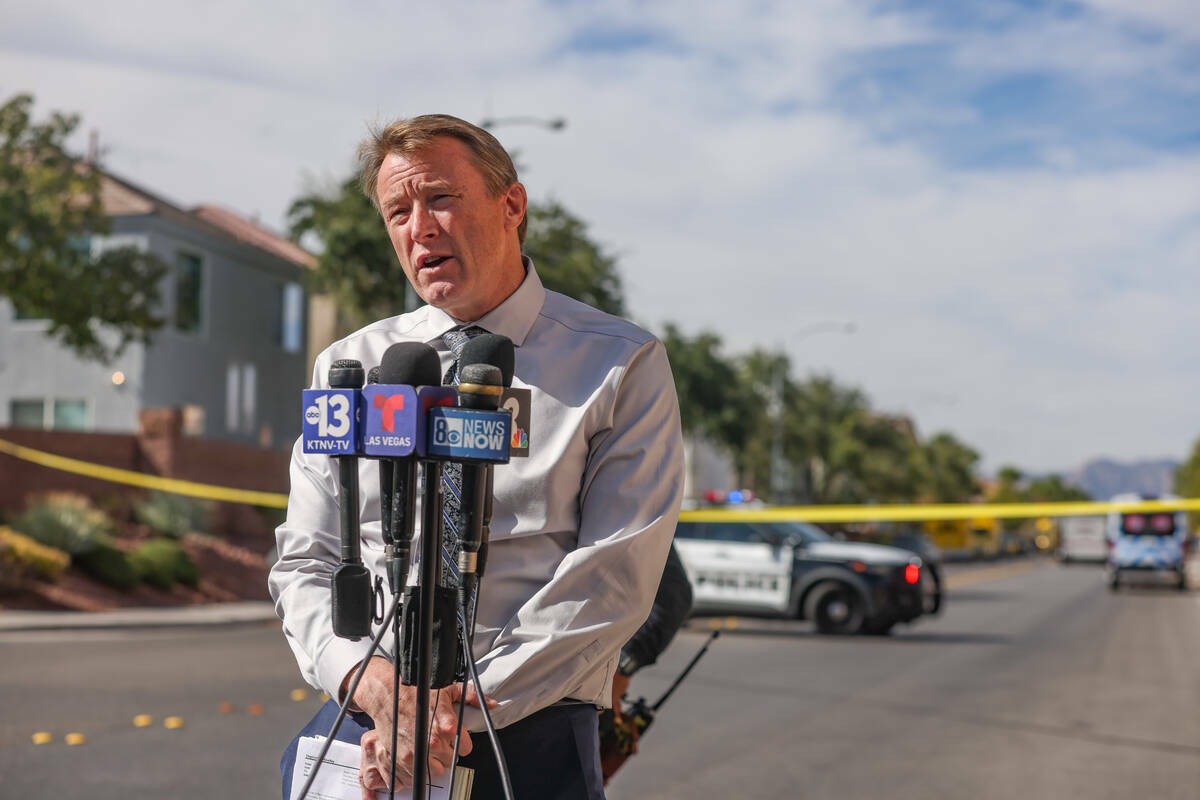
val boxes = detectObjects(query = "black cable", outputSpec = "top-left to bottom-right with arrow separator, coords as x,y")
429,689 -> 443,796
295,592 -> 401,800
460,594 -> 516,800
390,593 -> 401,800
447,586 -> 475,784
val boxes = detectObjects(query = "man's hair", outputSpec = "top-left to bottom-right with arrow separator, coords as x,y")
358,114 -> 527,244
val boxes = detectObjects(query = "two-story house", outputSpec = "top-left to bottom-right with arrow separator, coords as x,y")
0,169 -> 333,450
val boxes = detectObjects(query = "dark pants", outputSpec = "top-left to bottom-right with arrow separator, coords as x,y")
282,700 -> 605,800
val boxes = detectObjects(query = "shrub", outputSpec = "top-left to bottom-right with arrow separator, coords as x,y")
75,537 -> 140,590
135,491 -> 210,540
0,527 -> 70,583
129,538 -> 199,590
12,493 -> 114,556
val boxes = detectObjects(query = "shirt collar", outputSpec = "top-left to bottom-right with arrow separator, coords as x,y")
418,256 -> 545,347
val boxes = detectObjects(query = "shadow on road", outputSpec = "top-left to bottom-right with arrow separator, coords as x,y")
943,589 -> 1022,602
686,618 -> 1011,645
888,631 -> 1012,644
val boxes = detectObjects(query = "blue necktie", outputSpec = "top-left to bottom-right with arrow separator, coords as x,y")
439,325 -> 487,587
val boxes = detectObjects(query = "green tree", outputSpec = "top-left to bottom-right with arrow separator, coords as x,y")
523,199 -> 624,316
1024,474 -> 1090,503
287,175 -> 405,333
0,93 -> 166,362
918,432 -> 981,503
287,176 -> 627,329
988,465 -> 1026,531
1174,437 -> 1200,528
730,358 -> 927,505
661,324 -> 759,460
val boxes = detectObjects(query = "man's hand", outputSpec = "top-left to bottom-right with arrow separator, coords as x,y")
349,657 -> 495,794
610,671 -> 631,716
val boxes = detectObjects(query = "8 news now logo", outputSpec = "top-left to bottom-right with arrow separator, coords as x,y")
433,416 -> 507,451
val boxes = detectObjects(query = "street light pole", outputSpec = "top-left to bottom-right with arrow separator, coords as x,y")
770,321 -> 857,505
479,116 -> 567,132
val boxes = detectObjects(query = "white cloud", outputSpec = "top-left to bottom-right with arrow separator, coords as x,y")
1,0 -> 1196,472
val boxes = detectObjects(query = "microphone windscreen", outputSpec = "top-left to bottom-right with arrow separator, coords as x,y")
459,363 -> 503,387
459,334 -> 515,387
380,342 -> 442,387
366,366 -> 381,385
329,359 -> 365,389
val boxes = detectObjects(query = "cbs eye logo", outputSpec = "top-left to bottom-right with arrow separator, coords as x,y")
433,417 -> 464,446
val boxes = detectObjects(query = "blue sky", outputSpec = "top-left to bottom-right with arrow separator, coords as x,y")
1,0 -> 1197,472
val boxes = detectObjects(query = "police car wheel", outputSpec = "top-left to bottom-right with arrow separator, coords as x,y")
806,581 -> 865,635
1109,570 -> 1120,591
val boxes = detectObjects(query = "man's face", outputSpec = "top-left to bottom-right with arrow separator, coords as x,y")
375,137 -> 526,321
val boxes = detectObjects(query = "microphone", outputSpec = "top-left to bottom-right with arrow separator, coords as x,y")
366,367 -> 393,551
450,335 -> 515,616
376,343 -> 442,593
326,359 -> 372,641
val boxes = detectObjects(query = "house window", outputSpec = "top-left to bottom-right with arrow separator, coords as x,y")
226,363 -> 240,432
52,399 -> 88,431
175,251 -> 204,333
280,282 -> 304,353
241,363 -> 257,433
226,362 -> 257,435
10,399 -> 46,428
8,398 -> 88,430
11,302 -> 47,322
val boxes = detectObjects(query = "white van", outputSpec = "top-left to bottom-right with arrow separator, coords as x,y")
1058,516 -> 1108,563
1107,493 -> 1190,591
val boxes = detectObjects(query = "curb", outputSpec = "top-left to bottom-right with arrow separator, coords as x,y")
0,601 -> 278,632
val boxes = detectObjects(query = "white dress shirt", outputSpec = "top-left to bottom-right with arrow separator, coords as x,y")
269,261 -> 684,730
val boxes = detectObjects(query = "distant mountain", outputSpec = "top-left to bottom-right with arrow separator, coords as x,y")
1066,458 -> 1180,500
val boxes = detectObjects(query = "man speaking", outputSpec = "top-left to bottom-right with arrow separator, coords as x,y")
271,115 -> 683,799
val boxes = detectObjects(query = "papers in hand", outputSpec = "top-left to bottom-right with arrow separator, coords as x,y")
290,735 -> 474,800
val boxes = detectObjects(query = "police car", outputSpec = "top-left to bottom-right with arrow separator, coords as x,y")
1107,494 -> 1191,591
674,516 -> 931,635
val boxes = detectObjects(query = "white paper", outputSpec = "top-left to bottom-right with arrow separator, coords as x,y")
290,735 -> 466,800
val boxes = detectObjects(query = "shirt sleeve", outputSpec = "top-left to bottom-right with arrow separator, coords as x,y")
267,359 -> 378,701
619,542 -> 694,674
470,338 -> 685,728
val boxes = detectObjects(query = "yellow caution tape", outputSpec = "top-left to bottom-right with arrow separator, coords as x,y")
0,438 -> 288,509
4,437 -> 1196,523
680,498 -> 1200,524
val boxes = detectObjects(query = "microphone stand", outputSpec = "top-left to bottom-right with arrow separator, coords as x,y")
411,458 -> 443,800
386,457 -> 417,799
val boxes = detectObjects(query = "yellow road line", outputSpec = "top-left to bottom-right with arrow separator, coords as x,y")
944,560 -> 1044,590
0,438 -> 288,508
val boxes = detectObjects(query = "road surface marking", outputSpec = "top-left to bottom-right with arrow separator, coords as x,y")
945,560 -> 1044,590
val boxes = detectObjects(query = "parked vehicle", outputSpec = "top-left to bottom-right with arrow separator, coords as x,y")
674,516 -> 934,635
1107,494 -> 1190,591
1057,516 -> 1107,563
838,526 -> 943,614
922,516 -> 1002,561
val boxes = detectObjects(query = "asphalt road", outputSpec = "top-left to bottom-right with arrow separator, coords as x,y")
1,559 -> 1197,799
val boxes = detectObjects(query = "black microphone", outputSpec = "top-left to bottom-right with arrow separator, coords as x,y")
453,334 -> 515,615
377,343 -> 442,593
328,359 -> 372,641
367,367 -> 393,551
